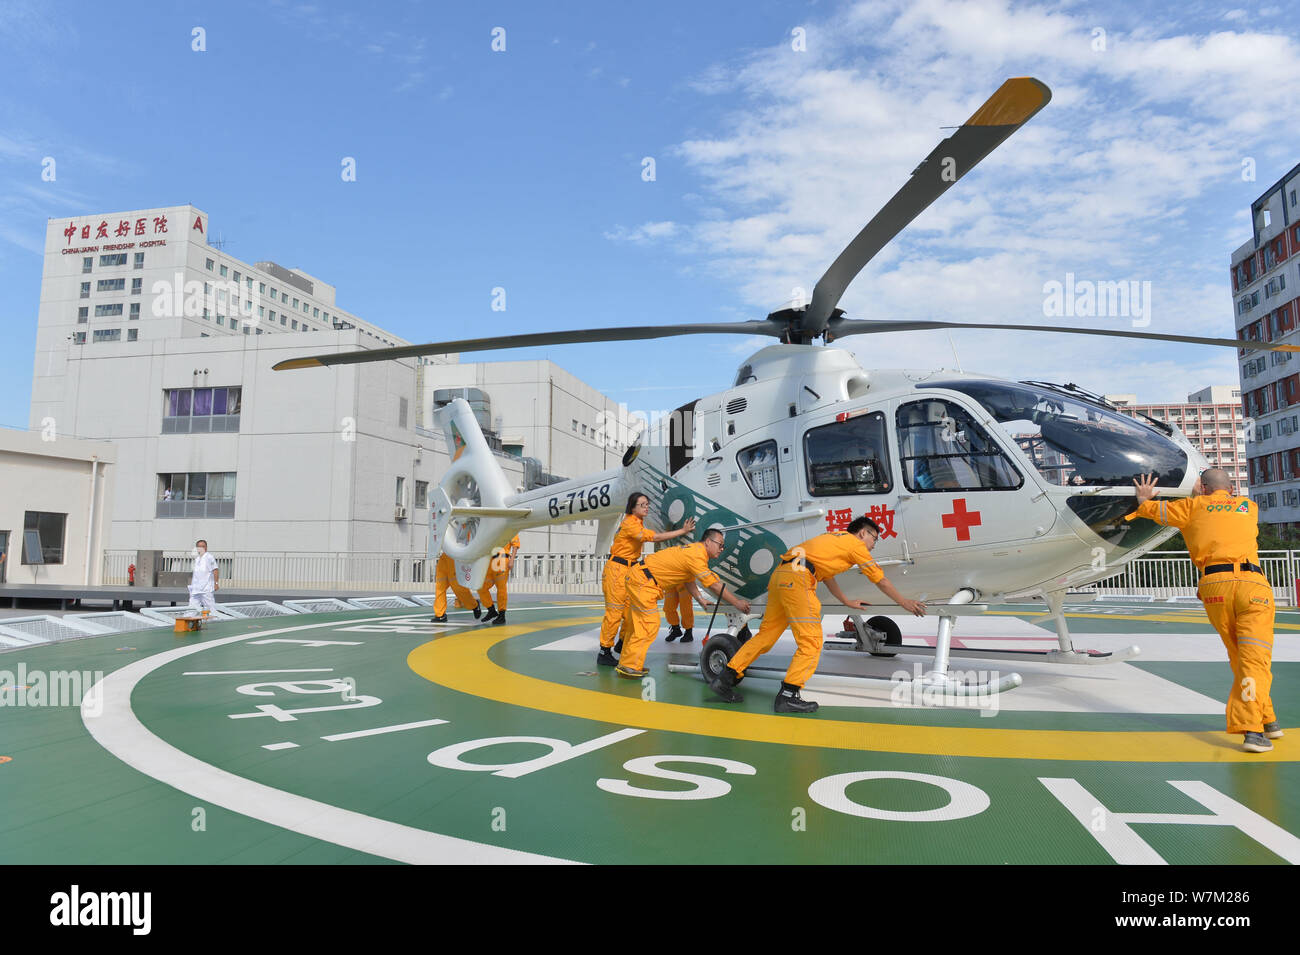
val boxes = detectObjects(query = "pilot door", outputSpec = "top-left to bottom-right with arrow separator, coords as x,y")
892,394 -> 1055,552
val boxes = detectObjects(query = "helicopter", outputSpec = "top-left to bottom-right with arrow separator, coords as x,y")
275,76 -> 1299,700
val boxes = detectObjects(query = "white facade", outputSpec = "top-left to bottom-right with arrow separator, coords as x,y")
29,204 -> 612,567
0,428 -> 116,585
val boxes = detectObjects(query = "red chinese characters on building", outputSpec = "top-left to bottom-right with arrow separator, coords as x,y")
63,222 -> 77,244
134,218 -> 146,235
95,221 -> 109,239
115,220 -> 131,237
153,216 -> 168,234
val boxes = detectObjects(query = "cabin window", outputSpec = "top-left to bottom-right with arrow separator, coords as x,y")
895,399 -> 1021,492
803,412 -> 892,496
737,440 -> 780,499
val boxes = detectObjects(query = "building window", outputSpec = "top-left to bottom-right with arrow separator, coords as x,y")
128,328 -> 139,342
219,264 -> 228,277
129,303 -> 140,319
162,387 -> 242,434
22,511 -> 66,564
291,319 -> 298,329
280,315 -> 286,326
230,318 -> 239,331
94,303 -> 123,317
245,277 -> 253,290
292,297 -> 299,308
281,292 -> 288,303
399,397 -> 408,429
131,277 -> 142,294
259,282 -> 266,294
98,253 -> 127,267
77,307 -> 88,323
313,307 -> 319,318
572,419 -> 578,431
269,286 -> 277,299
156,472 -> 238,518
206,258 -> 214,271
92,328 -> 121,342
73,331 -> 86,344
80,282 -> 90,299
232,270 -> 240,282
203,309 -> 210,320
415,480 -> 429,509
395,476 -> 406,507
82,256 -> 92,273
96,277 -> 125,291
258,306 -> 264,317
134,252 -> 144,269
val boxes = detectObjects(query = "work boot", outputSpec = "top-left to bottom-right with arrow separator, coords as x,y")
493,611 -> 506,627
665,625 -> 683,643
430,614 -> 448,623
1264,721 -> 1285,739
481,605 -> 498,623
614,637 -> 624,655
615,663 -> 648,678
472,603 -> 482,620
596,647 -> 618,667
708,666 -> 743,703
679,628 -> 695,644
774,683 -> 819,714
1243,732 -> 1273,753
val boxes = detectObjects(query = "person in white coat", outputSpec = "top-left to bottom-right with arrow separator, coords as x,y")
188,539 -> 219,616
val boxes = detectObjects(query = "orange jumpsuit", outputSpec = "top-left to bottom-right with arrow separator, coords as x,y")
728,531 -> 884,688
433,553 -> 478,616
620,543 -> 720,671
664,585 -> 695,628
477,535 -> 521,610
1126,491 -> 1277,735
600,515 -> 656,649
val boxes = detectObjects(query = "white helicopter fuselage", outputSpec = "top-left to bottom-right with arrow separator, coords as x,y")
435,344 -> 1205,605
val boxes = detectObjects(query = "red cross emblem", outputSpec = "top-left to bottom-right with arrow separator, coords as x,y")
940,498 -> 982,541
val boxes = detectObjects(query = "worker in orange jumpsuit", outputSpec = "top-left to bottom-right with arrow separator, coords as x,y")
663,584 -> 695,643
616,527 -> 751,678
596,492 -> 696,668
430,552 -> 481,622
479,534 -> 521,627
1128,468 -> 1283,752
710,515 -> 926,713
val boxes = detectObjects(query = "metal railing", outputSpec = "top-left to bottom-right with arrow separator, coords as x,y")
103,550 -> 608,594
1078,550 -> 1297,606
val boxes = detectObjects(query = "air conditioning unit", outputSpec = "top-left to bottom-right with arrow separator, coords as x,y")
394,505 -> 408,521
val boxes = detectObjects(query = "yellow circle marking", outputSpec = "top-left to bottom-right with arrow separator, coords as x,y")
407,617 -> 1294,762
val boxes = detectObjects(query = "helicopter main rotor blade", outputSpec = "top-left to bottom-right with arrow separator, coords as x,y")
802,77 -> 1052,338
272,319 -> 785,370
825,316 -> 1300,354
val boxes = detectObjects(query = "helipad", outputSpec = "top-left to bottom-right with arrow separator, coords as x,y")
1,602 -> 1296,864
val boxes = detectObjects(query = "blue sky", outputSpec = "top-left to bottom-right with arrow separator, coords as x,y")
2,0 -> 1298,431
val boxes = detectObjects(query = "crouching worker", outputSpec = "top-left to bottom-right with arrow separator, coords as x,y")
710,516 -> 926,713
616,527 -> 751,678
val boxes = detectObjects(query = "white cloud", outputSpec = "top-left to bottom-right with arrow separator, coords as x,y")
604,221 -> 680,243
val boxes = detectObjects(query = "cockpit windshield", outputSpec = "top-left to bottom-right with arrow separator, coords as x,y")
919,381 -> 1188,487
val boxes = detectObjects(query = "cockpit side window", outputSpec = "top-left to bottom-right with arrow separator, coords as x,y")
804,412 -> 892,496
896,399 -> 1022,492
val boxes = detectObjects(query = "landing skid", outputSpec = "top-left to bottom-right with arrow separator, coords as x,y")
672,603 -> 1023,706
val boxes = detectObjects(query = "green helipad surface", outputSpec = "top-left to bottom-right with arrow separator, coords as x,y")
1,602 -> 1297,864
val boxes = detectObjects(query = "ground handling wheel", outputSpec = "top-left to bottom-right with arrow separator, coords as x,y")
866,615 -> 902,658
699,632 -> 740,682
